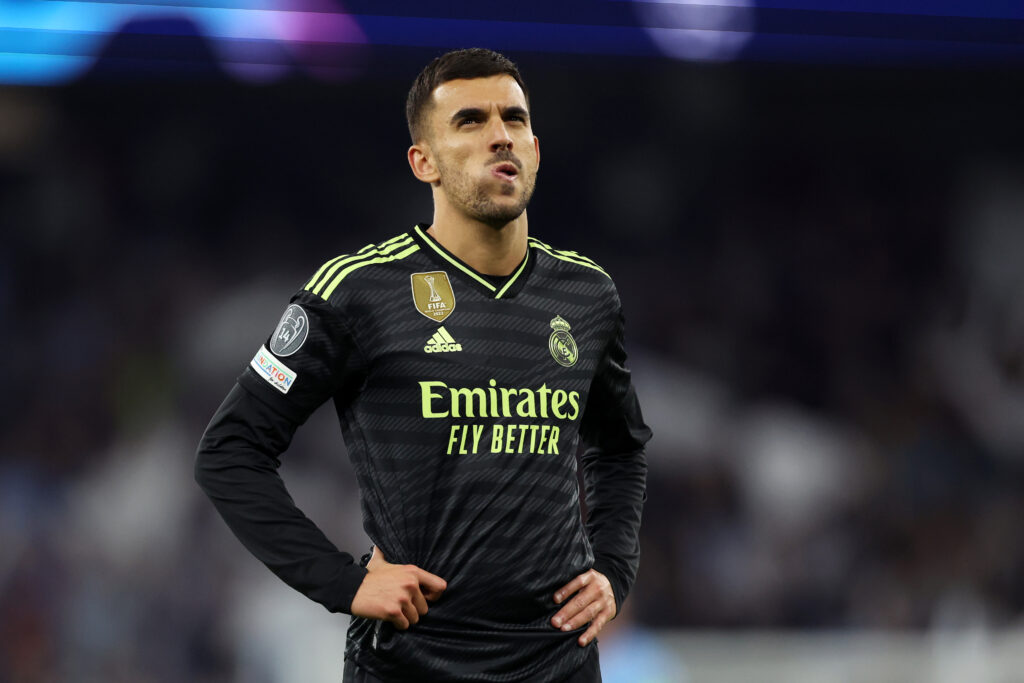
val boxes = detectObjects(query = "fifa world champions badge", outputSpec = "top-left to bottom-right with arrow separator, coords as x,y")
411,271 -> 456,322
548,316 -> 578,367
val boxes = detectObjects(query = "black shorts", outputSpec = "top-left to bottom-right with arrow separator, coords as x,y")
342,645 -> 601,683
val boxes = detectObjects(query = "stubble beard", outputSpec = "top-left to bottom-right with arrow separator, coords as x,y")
437,157 -> 537,229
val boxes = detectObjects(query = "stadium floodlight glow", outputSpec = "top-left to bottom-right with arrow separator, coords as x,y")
4,0 -> 1023,83
633,0 -> 755,62
0,0 -> 366,84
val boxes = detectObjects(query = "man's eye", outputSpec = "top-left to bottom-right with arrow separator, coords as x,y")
459,118 -> 479,126
508,115 -> 525,123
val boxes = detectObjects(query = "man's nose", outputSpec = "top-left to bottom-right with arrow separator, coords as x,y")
488,119 -> 513,151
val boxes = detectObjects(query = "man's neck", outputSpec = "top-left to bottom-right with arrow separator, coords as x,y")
427,205 -> 528,277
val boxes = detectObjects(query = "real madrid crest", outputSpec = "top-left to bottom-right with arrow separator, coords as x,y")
548,315 -> 579,367
411,271 -> 456,323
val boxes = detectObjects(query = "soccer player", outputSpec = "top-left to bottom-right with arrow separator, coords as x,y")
195,48 -> 651,682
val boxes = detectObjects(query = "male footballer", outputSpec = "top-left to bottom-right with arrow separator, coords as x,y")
195,48 -> 650,682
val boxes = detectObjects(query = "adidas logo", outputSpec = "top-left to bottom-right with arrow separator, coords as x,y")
424,326 -> 463,353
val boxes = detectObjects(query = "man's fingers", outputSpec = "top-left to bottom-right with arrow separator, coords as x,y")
389,607 -> 410,630
412,589 -> 429,616
553,571 -> 591,604
400,599 -> 418,628
550,569 -> 617,637
558,598 -> 608,634
415,567 -> 448,598
578,612 -> 609,647
351,555 -> 449,630
551,582 -> 600,629
558,596 -> 602,631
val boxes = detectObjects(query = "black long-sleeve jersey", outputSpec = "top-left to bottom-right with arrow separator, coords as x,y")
195,224 -> 651,682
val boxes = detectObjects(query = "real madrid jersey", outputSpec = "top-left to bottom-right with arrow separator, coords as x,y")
195,224 -> 651,682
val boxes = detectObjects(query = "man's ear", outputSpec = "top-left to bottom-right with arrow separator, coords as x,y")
533,135 -> 540,170
408,143 -> 440,184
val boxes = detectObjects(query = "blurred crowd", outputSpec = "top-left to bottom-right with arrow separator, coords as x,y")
2,59 -> 1023,681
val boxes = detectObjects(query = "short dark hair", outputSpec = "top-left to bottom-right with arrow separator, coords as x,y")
406,48 -> 530,143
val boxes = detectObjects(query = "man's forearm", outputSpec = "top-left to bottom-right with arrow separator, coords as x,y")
195,383 -> 367,613
580,446 -> 648,611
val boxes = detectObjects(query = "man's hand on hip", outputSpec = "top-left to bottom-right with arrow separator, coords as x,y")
350,546 -> 447,630
550,568 -> 616,646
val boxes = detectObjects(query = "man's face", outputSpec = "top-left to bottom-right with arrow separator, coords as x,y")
423,74 -> 539,227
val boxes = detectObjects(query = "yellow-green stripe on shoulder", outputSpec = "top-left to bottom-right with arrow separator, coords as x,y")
305,233 -> 419,299
528,237 -> 610,278
304,242 -> 376,290
304,232 -> 411,292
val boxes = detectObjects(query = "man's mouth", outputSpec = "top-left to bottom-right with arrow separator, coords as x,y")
491,163 -> 519,182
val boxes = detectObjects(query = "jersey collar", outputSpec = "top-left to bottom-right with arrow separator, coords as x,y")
411,224 -> 532,300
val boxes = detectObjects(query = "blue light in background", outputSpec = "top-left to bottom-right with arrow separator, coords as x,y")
750,0 -> 1024,20
634,0 -> 756,62
0,0 -> 366,83
0,51 -> 91,85
2,0 -> 1024,84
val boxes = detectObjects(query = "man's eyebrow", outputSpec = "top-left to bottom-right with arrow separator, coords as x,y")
502,105 -> 529,120
449,105 -> 530,124
450,107 -> 486,124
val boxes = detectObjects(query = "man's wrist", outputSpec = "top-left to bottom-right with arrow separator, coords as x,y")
591,556 -> 626,614
334,562 -> 370,614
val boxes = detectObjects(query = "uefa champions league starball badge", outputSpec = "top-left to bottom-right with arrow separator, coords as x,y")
270,304 -> 309,357
548,316 -> 578,367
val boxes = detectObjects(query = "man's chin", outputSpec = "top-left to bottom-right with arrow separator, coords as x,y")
472,203 -> 527,228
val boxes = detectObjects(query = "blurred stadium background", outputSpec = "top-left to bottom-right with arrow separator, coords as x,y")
4,1 -> 1024,681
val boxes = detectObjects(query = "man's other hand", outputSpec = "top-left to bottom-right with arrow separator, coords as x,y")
550,569 -> 616,646
350,546 -> 447,630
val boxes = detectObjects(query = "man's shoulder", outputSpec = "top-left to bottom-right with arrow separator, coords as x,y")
301,230 -> 422,302
528,236 -> 616,287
